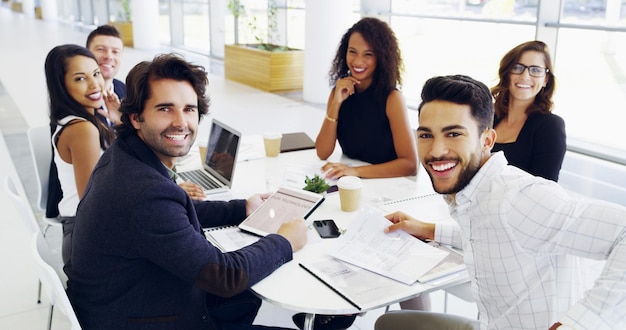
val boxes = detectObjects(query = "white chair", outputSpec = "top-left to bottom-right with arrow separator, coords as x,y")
5,175 -> 40,235
375,310 -> 479,330
32,231 -> 81,330
27,125 -> 63,235
4,175 -> 44,303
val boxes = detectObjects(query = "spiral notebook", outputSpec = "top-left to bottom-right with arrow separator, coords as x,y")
381,193 -> 454,224
204,226 -> 259,252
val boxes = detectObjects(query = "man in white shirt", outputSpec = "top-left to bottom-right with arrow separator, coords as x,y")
384,75 -> 626,329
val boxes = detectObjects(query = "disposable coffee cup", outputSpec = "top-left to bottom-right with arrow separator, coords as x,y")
337,176 -> 362,212
263,132 -> 282,157
198,142 -> 208,163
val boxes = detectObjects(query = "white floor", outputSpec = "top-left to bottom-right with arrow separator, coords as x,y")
0,4 -> 477,329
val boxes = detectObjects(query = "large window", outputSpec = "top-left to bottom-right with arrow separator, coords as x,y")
182,0 -> 210,53
56,0 -> 626,161
224,0 -> 306,50
390,0 -> 626,159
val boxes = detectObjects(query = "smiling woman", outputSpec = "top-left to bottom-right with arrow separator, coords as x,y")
490,41 -> 566,182
314,16 -> 417,181
44,44 -> 115,265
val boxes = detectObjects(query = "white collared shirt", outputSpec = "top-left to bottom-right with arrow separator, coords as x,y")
435,151 -> 626,329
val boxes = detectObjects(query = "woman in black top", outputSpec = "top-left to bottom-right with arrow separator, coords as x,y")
315,17 -> 417,179
491,40 -> 566,182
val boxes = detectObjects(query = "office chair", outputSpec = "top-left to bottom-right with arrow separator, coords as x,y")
32,231 -> 81,330
27,125 -> 63,236
4,175 -> 45,303
375,310 -> 479,330
5,175 -> 40,235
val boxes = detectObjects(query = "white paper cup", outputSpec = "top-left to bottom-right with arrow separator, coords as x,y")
263,132 -> 282,157
337,176 -> 362,212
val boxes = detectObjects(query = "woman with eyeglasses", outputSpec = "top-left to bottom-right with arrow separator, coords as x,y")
490,40 -> 566,182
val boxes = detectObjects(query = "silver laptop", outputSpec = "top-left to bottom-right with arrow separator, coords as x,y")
178,119 -> 241,194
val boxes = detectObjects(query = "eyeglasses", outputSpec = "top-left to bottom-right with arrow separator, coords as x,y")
510,63 -> 549,77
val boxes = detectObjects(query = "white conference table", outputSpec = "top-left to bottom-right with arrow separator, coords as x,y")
178,134 -> 469,330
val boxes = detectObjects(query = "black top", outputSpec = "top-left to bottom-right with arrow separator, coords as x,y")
493,112 -> 566,182
336,86 -> 397,164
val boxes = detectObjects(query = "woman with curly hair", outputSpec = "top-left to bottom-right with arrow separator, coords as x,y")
491,40 -> 566,182
315,17 -> 417,179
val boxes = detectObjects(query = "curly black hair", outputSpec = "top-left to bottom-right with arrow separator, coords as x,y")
329,17 -> 403,98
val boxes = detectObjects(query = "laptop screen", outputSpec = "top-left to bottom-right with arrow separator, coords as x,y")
203,119 -> 240,183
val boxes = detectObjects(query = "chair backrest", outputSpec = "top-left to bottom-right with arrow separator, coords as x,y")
375,310 -> 479,330
4,175 -> 40,235
27,125 -> 52,213
32,232 -> 82,330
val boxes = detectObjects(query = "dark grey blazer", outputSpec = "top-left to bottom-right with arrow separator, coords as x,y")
66,133 -> 292,329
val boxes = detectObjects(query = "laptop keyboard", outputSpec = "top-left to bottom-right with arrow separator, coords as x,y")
178,170 -> 222,190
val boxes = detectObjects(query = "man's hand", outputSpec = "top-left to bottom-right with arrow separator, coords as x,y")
384,211 -> 436,241
276,219 -> 308,252
246,192 -> 271,216
178,180 -> 204,201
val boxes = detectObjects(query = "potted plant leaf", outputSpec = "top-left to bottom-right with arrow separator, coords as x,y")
303,174 -> 330,194
109,0 -> 133,47
225,0 -> 303,92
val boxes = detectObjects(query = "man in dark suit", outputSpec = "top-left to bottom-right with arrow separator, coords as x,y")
65,53 -> 308,329
86,24 -> 126,124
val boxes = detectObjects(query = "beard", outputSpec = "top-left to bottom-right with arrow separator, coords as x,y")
426,152 -> 482,195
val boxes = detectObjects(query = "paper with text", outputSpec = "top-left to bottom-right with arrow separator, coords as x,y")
328,209 -> 449,284
300,257 -> 415,310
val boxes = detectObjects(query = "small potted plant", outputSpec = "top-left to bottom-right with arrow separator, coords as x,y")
303,174 -> 330,194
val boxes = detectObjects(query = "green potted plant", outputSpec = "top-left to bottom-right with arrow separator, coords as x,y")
109,0 -> 133,47
303,174 -> 330,194
225,0 -> 303,92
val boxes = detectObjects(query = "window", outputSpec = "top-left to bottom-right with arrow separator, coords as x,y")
389,0 -> 626,159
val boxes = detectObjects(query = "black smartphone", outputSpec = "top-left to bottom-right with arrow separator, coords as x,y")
313,219 -> 341,238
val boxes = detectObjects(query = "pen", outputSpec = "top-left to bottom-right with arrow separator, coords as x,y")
298,263 -> 362,311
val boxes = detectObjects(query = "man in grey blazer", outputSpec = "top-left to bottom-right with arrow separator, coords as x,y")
65,53 -> 308,329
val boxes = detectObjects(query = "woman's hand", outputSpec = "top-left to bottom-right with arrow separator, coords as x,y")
321,162 -> 358,179
178,180 -> 205,201
98,90 -> 122,125
332,76 -> 360,104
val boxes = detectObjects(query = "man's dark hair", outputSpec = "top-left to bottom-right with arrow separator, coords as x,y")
116,53 -> 210,136
418,75 -> 494,133
86,25 -> 122,48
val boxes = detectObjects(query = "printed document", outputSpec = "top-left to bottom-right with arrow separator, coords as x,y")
327,209 -> 449,285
